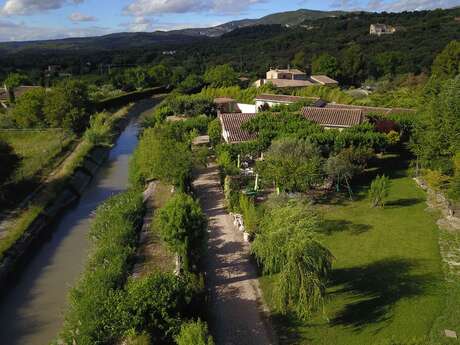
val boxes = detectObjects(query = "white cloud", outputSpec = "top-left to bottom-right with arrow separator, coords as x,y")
0,19 -> 111,41
69,12 -> 96,22
377,0 -> 460,11
1,0 -> 84,16
127,16 -> 154,31
125,0 -> 265,16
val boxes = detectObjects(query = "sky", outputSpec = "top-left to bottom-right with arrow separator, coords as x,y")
0,0 -> 458,42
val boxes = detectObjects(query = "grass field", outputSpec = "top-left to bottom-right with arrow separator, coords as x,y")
0,129 -> 75,183
260,154 -> 456,345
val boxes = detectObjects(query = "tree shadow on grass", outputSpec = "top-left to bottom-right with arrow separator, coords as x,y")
386,198 -> 423,207
321,219 -> 372,235
329,258 -> 437,331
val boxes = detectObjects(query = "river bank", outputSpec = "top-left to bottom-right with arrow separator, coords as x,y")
0,98 -> 162,345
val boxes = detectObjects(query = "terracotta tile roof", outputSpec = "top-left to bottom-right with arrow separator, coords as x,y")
255,94 -> 308,103
301,107 -> 363,128
310,75 -> 338,85
325,103 -> 415,116
219,113 -> 257,144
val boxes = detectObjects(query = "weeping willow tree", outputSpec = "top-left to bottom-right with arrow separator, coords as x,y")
252,195 -> 333,319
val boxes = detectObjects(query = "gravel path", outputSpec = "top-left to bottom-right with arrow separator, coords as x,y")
194,161 -> 276,345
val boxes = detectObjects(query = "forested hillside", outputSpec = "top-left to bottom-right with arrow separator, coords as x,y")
0,8 -> 458,86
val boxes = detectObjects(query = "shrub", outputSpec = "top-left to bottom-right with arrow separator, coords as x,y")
130,127 -> 193,189
239,194 -> 258,234
61,190 -> 144,345
208,118 -> 222,146
83,112 -> 114,146
121,272 -> 202,343
368,175 -> 391,207
423,169 -> 450,191
175,320 -> 214,345
204,64 -> 238,88
11,87 -> 47,128
155,193 -> 207,271
166,94 -> 216,117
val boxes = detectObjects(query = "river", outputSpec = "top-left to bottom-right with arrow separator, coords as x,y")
0,99 -> 158,345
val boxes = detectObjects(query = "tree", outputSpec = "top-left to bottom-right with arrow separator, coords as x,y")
291,51 -> 306,69
368,175 -> 391,207
175,320 -> 214,345
204,64 -> 238,88
325,147 -> 372,198
155,193 -> 207,271
256,138 -> 323,193
130,127 -> 193,189
207,118 -> 222,146
341,44 -> 366,85
0,140 -> 20,187
251,196 -> 333,319
148,64 -> 172,86
431,40 -> 460,80
11,87 -> 47,128
412,77 -> 460,173
3,73 -> 26,103
44,79 -> 90,133
449,153 -> 460,201
373,51 -> 404,77
312,53 -> 339,78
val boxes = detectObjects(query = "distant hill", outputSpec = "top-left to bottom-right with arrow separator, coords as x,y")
0,8 -> 347,53
165,9 -> 347,37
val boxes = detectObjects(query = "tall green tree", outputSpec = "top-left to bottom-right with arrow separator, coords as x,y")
341,44 -> 366,85
252,196 -> 333,319
412,77 -> 460,173
155,193 -> 207,271
43,79 -> 90,133
312,53 -> 339,78
3,73 -> 26,103
256,138 -> 323,193
431,40 -> 460,80
204,64 -> 238,88
12,87 -> 47,128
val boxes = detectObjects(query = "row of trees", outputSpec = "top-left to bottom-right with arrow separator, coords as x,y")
7,79 -> 90,133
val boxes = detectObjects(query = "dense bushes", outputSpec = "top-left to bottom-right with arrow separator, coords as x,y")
60,190 -> 205,345
256,138 -> 323,193
61,191 -> 144,344
10,80 -> 90,133
130,126 -> 193,189
175,320 -> 215,345
164,94 -> 216,117
155,193 -> 207,271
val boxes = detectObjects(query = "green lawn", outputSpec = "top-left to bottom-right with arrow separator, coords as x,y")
0,129 -> 75,183
260,154 -> 455,345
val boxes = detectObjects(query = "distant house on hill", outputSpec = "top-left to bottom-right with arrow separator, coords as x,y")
370,23 -> 396,36
254,67 -> 338,88
301,107 -> 364,130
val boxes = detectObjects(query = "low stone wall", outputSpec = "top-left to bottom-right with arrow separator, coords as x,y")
414,177 -> 460,230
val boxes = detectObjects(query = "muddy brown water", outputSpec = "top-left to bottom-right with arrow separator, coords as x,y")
0,99 -> 158,345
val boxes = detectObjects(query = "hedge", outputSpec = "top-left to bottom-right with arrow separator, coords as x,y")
94,86 -> 168,112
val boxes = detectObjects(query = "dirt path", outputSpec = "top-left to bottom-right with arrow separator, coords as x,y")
194,161 -> 276,345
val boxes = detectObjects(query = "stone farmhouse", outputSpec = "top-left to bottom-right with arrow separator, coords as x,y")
370,23 -> 396,36
254,67 -> 338,88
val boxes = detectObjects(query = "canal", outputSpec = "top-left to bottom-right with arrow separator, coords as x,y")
0,99 -> 158,345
